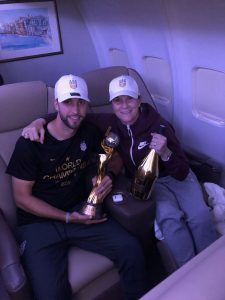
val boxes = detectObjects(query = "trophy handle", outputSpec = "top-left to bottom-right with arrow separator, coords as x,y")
96,154 -> 108,185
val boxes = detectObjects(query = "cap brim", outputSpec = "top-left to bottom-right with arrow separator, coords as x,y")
57,92 -> 90,102
109,90 -> 139,101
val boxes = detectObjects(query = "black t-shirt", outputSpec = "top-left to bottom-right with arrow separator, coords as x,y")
6,121 -> 102,225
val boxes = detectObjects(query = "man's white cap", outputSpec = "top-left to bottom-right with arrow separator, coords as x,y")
109,75 -> 140,101
55,74 -> 90,102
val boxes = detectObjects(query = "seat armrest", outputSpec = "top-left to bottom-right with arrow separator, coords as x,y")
106,192 -> 155,235
0,210 -> 20,269
186,152 -> 221,184
0,210 -> 31,299
105,175 -> 155,252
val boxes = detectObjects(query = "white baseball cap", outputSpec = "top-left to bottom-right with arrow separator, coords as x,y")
109,75 -> 140,101
55,74 -> 90,102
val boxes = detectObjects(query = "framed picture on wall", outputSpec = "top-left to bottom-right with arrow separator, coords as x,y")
0,1 -> 63,63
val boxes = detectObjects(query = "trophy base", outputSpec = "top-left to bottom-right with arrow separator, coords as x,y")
80,203 -> 104,220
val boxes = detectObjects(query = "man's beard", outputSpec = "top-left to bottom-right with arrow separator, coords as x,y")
58,110 -> 83,130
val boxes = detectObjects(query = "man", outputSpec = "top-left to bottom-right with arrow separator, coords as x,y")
7,74 -> 149,300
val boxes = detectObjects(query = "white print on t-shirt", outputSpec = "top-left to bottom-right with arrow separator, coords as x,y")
80,141 -> 87,151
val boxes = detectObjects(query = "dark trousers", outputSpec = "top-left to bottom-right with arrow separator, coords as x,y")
17,218 -> 149,300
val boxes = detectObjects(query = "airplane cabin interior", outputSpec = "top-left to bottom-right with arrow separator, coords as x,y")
1,0 -> 225,299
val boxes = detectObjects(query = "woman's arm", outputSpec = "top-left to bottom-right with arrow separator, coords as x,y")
21,113 -> 56,143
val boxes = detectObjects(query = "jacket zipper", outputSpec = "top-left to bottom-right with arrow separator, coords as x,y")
127,125 -> 136,166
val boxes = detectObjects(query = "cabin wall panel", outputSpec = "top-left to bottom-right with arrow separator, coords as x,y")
163,0 -> 225,184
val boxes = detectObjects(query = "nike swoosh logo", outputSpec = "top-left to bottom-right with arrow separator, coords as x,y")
138,141 -> 149,150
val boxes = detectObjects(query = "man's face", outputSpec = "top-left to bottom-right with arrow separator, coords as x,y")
55,98 -> 88,130
112,95 -> 141,125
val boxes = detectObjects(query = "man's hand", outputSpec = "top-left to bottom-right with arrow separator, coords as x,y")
22,118 -> 46,144
70,211 -> 107,224
92,175 -> 113,201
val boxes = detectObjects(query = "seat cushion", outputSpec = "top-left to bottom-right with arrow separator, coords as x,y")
69,247 -> 120,299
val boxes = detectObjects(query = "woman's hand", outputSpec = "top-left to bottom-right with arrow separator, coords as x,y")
22,118 -> 46,144
150,133 -> 172,161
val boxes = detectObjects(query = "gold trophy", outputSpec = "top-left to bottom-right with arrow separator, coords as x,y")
130,125 -> 165,200
130,148 -> 159,200
81,129 -> 120,219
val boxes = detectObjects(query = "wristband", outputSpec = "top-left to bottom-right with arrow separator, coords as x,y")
65,212 -> 71,224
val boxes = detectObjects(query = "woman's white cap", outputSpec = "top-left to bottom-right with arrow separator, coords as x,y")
55,74 -> 90,102
109,75 -> 140,101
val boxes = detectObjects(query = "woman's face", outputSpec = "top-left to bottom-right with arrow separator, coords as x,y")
112,95 -> 141,126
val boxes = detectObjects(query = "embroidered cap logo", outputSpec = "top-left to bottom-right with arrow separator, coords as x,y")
69,79 -> 77,90
119,78 -> 126,87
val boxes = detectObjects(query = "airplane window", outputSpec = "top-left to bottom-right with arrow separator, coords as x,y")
143,56 -> 172,105
192,67 -> 225,127
109,48 -> 129,67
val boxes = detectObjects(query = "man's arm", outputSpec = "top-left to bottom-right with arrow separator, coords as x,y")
12,177 -> 107,224
12,177 -> 67,220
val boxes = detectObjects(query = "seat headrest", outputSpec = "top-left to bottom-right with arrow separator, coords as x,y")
0,81 -> 48,132
81,66 -> 129,107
